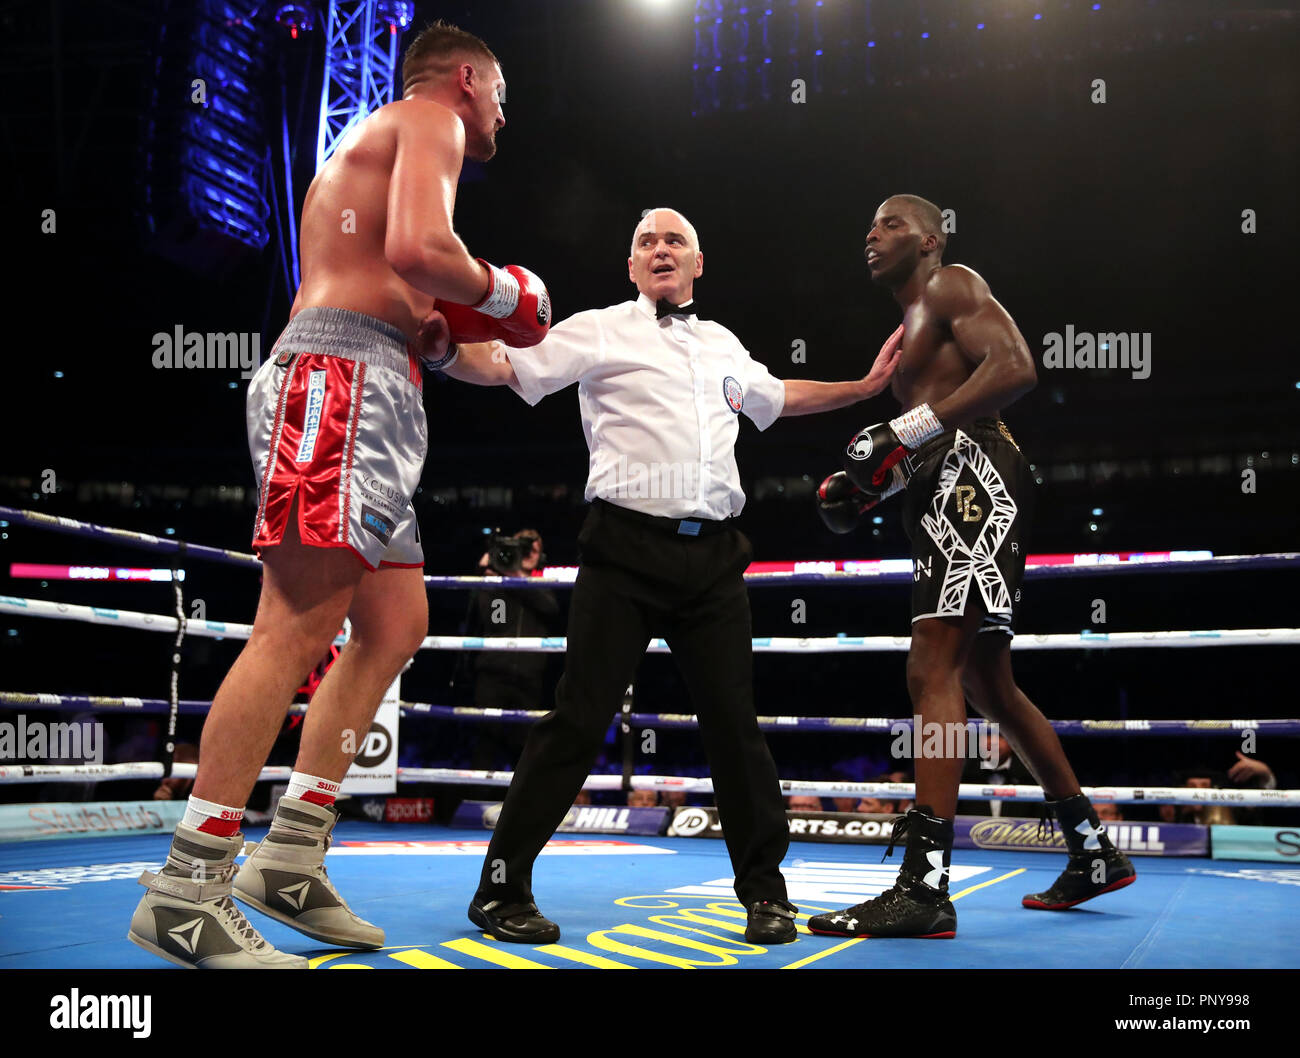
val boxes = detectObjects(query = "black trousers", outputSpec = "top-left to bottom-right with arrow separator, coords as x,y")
474,500 -> 790,908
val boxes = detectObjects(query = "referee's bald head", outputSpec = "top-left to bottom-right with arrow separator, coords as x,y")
628,207 -> 705,303
631,208 -> 701,256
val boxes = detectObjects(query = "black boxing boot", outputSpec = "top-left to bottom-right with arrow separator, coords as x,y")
807,806 -> 957,938
1022,793 -> 1137,910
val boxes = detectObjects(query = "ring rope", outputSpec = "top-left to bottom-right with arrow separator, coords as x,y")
0,761 -> 1292,807
2,506 -> 1296,587
4,691 -> 1297,737
3,596 -> 1298,651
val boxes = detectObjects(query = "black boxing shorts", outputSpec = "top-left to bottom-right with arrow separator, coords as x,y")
900,419 -> 1034,636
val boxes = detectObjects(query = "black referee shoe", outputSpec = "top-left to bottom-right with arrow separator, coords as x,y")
744,899 -> 799,944
467,898 -> 561,944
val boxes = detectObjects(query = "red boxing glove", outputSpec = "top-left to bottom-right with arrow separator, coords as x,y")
440,261 -> 551,348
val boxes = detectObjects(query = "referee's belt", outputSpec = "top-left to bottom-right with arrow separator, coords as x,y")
594,499 -> 734,537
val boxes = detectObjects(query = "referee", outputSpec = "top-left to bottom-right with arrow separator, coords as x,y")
437,208 -> 901,944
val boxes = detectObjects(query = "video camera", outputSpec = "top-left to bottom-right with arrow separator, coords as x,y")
485,530 -> 540,575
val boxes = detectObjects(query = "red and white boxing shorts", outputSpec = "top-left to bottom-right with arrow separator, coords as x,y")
247,306 -> 427,571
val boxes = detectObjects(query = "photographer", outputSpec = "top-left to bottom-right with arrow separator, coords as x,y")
464,530 -> 560,775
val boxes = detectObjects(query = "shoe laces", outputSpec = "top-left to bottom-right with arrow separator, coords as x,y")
195,861 -> 269,950
1036,803 -> 1056,843
215,895 -> 269,950
882,812 -> 912,862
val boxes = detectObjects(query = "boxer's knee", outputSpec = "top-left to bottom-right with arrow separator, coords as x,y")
907,637 -> 955,702
962,660 -> 1000,714
347,568 -> 428,667
964,636 -> 1021,721
245,622 -> 340,684
908,662 -> 963,708
908,614 -> 981,704
345,624 -> 425,680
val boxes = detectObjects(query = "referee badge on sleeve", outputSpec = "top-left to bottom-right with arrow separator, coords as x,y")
722,376 -> 744,414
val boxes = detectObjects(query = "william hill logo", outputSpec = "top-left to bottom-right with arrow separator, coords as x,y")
561,807 -> 631,832
970,819 -> 1067,850
970,818 -> 1166,853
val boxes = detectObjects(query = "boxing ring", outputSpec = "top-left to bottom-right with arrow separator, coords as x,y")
2,504 -> 1298,970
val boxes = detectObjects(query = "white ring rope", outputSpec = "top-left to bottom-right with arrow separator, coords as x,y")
3,596 -> 1298,651
0,761 -> 1293,807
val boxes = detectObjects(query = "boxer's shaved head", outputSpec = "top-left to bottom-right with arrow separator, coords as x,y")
883,194 -> 946,256
631,208 -> 701,256
865,194 -> 949,289
402,20 -> 500,96
402,20 -> 506,162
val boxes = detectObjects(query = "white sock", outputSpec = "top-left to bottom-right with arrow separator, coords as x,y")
285,770 -> 340,806
181,795 -> 244,836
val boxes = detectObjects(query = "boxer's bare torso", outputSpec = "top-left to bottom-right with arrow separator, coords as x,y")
891,265 -> 1004,421
865,196 -> 1035,428
290,98 -> 480,341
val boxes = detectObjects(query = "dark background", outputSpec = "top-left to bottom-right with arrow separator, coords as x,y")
2,1 -> 1297,800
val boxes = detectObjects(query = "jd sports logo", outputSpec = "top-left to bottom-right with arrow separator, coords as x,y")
355,723 -> 392,768
167,917 -> 204,954
277,880 -> 311,911
672,807 -> 711,837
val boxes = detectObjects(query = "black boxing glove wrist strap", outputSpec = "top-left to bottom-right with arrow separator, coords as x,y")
889,403 -> 944,449
421,342 -> 459,371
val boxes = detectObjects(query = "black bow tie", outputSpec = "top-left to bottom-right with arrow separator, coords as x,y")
656,299 -> 702,320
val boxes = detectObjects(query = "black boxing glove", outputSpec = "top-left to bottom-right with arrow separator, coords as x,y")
817,458 -> 913,533
843,403 -> 944,495
816,472 -> 875,534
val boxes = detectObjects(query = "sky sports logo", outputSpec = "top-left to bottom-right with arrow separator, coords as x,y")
294,370 -> 327,463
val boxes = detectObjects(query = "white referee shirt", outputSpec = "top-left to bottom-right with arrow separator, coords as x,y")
506,292 -> 786,520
